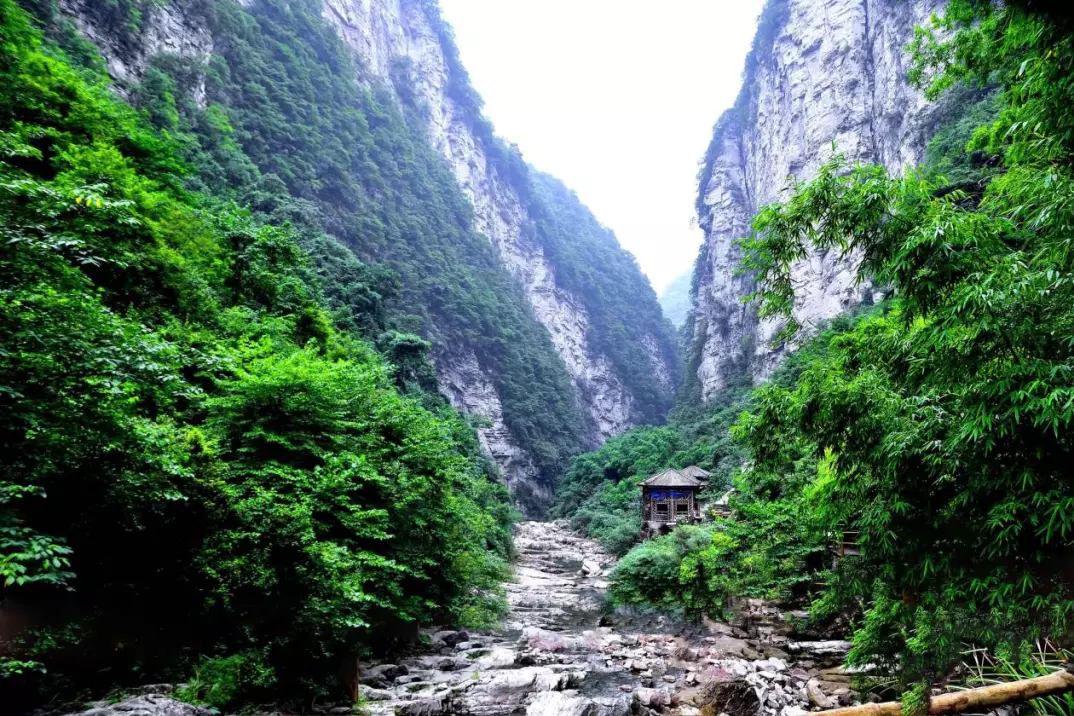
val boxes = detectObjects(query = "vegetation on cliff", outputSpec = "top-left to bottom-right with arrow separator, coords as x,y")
0,0 -> 514,708
575,0 -> 1074,705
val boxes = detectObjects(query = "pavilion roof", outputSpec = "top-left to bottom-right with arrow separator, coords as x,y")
641,468 -> 703,488
679,465 -> 711,481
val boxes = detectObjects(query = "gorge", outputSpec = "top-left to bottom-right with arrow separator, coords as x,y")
52,0 -> 679,515
5,0 -> 1074,714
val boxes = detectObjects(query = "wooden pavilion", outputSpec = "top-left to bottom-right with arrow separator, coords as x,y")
640,468 -> 703,538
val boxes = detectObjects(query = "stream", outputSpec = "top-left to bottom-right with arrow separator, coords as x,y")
73,521 -> 856,716
357,521 -> 855,716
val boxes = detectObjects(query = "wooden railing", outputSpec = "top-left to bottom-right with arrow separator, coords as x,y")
829,530 -> 861,557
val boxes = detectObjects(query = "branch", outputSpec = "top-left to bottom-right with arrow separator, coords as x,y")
819,666 -> 1074,716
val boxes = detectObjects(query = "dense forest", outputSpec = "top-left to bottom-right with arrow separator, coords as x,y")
559,0 -> 1074,708
0,0 -> 520,707
0,0 -> 681,707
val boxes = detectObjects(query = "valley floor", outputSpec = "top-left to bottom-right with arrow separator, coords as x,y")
351,521 -> 855,715
74,521 -> 856,716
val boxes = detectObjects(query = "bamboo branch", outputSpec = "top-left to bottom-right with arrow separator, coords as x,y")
819,666 -> 1074,716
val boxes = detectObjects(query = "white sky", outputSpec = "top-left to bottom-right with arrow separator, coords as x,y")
439,0 -> 766,292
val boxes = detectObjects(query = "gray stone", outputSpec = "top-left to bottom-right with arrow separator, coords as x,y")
359,685 -> 394,702
69,696 -> 212,716
807,679 -> 835,709
361,663 -> 408,688
430,629 -> 469,647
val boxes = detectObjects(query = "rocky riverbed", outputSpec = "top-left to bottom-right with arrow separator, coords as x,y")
70,521 -> 858,716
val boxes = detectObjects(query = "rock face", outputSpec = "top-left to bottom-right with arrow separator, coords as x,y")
58,0 -> 213,94
321,0 -> 672,442
436,348 -> 547,508
53,0 -> 679,513
690,0 -> 946,399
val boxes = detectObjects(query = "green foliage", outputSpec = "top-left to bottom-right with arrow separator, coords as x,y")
923,88 -> 1003,185
123,0 -> 592,494
554,311 -> 860,561
600,320 -> 870,615
177,651 -> 275,710
735,0 -> 1074,692
607,514 -> 819,619
957,641 -> 1074,716
552,426 -> 680,556
0,1 -> 512,709
609,525 -> 729,615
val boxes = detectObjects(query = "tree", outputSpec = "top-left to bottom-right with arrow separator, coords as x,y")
736,0 -> 1074,695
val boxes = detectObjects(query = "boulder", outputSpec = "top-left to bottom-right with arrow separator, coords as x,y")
359,685 -> 394,702
398,694 -> 453,716
487,666 -> 568,696
430,630 -> 469,647
633,686 -> 671,708
361,663 -> 408,688
581,560 -> 603,577
697,679 -> 761,716
527,691 -> 632,716
473,648 -> 515,669
806,679 -> 834,709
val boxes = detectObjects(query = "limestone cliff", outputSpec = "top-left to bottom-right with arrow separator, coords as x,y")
52,0 -> 678,512
321,0 -> 675,441
689,0 -> 946,400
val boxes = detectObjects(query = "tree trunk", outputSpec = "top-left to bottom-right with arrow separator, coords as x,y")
821,667 -> 1074,716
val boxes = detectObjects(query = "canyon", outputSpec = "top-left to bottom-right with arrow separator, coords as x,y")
54,0 -> 678,513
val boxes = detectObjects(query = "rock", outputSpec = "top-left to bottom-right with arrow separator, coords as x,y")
709,635 -> 753,657
361,663 -> 408,688
398,694 -> 453,715
487,666 -> 568,696
634,686 -> 671,708
697,680 -> 761,716
785,641 -> 852,657
527,691 -> 632,716
807,679 -> 835,709
581,560 -> 603,577
431,630 -> 469,647
474,647 -> 516,669
70,696 -> 213,716
680,707 -> 702,716
359,685 -> 394,702
690,0 -> 943,400
325,0 -> 682,510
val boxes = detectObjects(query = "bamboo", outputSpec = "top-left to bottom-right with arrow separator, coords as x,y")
819,667 -> 1074,716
